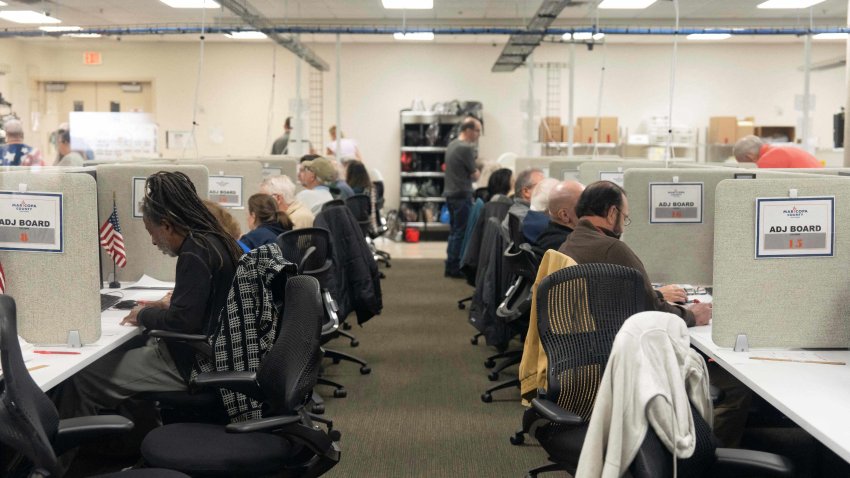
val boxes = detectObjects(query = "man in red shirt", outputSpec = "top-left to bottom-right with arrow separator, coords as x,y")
733,135 -> 822,168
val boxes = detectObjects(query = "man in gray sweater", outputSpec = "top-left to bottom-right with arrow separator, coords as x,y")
443,116 -> 481,278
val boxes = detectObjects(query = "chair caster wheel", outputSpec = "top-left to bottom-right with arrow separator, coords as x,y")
488,372 -> 499,381
329,430 -> 342,442
385,263 -> 391,268
312,404 -> 325,415
334,389 -> 347,398
360,366 -> 371,375
469,336 -> 477,344
342,322 -> 352,330
484,359 -> 496,368
509,433 -> 525,445
379,272 -> 386,279
332,358 -> 341,364
481,393 -> 493,403
458,303 -> 466,310
350,340 -> 359,347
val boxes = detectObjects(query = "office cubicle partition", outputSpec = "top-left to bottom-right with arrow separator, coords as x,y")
176,160 -> 263,236
0,171 -> 101,344
578,160 -> 667,188
96,164 -> 209,283
713,177 -> 850,348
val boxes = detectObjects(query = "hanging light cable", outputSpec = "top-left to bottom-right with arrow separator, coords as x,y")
183,1 -> 209,159
665,0 -> 680,166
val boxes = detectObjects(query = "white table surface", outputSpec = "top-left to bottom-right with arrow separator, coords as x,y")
15,286 -> 173,391
690,324 -> 850,463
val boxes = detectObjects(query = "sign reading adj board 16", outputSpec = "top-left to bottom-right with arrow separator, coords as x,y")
756,197 -> 834,258
649,182 -> 703,224
0,192 -> 63,253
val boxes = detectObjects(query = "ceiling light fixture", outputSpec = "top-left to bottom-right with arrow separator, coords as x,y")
572,32 -> 593,40
562,33 -> 572,40
0,11 -> 61,24
225,31 -> 267,40
593,32 -> 606,40
813,32 -> 849,40
158,0 -> 220,8
393,32 -> 434,41
65,33 -> 102,38
39,26 -> 82,32
598,0 -> 657,9
382,0 -> 433,9
686,33 -> 732,40
757,0 -> 826,8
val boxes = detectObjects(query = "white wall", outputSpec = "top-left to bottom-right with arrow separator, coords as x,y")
0,37 -> 844,210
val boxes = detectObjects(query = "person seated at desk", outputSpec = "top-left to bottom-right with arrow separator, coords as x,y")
558,180 -> 712,327
56,171 -> 241,420
733,134 -> 822,168
502,167 -> 545,230
522,177 -> 558,245
240,193 -> 293,250
534,180 -> 584,251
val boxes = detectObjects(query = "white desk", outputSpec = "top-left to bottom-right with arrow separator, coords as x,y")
19,287 -> 172,391
690,324 -> 850,463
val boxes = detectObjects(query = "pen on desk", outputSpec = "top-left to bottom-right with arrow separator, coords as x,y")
33,350 -> 81,355
750,356 -> 846,366
27,364 -> 48,372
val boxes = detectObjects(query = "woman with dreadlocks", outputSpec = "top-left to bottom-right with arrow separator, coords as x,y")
56,171 -> 240,421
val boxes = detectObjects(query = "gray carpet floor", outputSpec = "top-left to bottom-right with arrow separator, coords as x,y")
320,258 -> 562,477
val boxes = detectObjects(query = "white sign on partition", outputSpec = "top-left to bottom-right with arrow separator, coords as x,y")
132,177 -> 146,218
649,182 -> 703,224
599,171 -> 624,187
209,176 -> 243,208
0,192 -> 63,253
756,196 -> 834,258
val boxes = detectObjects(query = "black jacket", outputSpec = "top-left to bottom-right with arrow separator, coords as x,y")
461,196 -> 513,285
314,206 -> 382,325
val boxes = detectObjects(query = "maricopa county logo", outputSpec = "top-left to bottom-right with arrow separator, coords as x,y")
11,200 -> 36,213
781,206 -> 807,218
666,189 -> 686,198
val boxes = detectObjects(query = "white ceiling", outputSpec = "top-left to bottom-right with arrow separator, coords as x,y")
0,0 -> 847,41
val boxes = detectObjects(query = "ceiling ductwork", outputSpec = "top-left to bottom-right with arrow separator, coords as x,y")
491,0 -> 574,73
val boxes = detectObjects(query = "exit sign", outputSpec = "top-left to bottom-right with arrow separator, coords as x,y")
83,51 -> 101,65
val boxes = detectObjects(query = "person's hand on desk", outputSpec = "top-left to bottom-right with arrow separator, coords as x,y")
120,305 -> 145,327
657,284 -> 687,304
687,302 -> 712,326
138,291 -> 172,310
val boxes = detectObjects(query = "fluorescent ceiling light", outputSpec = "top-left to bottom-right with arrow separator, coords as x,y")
225,31 -> 267,40
599,0 -> 657,9
572,32 -> 593,40
65,33 -> 102,38
0,11 -> 61,24
382,0 -> 433,9
0,1 -> 7,6
393,32 -> 434,41
159,0 -> 220,8
757,0 -> 826,8
39,25 -> 82,32
562,33 -> 572,40
593,32 -> 605,40
813,33 -> 849,40
687,33 -> 732,40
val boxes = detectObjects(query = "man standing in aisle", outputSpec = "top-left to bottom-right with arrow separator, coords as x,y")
270,117 -> 293,155
443,116 -> 482,278
733,135 -> 822,168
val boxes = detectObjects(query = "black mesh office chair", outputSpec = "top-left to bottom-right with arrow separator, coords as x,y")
345,194 -> 390,271
277,228 -> 371,375
140,276 -> 341,477
0,295 -> 189,478
321,199 -> 345,212
516,263 -> 647,477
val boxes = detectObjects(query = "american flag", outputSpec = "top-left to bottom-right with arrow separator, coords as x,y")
99,202 -> 127,268
0,261 -> 6,294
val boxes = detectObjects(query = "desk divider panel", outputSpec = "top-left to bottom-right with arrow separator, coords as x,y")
222,156 -> 299,180
548,157 -> 624,181
579,160 -> 668,187
96,164 -> 209,283
0,172 -> 101,345
178,160 -> 263,236
713,177 -> 850,348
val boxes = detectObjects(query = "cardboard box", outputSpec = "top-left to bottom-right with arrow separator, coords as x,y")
543,116 -> 561,128
754,126 -> 795,143
709,117 -> 737,144
539,119 -> 562,143
577,117 -> 618,144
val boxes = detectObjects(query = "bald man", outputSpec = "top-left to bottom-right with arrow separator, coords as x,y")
534,180 -> 585,251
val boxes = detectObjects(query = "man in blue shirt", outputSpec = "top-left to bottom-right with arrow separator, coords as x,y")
1,119 -> 43,166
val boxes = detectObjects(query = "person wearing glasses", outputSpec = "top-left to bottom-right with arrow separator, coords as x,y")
557,180 -> 711,327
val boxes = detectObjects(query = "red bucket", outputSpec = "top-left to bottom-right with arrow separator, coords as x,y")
404,227 -> 420,243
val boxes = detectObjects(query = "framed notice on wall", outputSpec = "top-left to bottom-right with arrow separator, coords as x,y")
209,176 -> 243,208
0,192 -> 63,253
132,177 -> 146,218
649,182 -> 704,224
756,196 -> 834,258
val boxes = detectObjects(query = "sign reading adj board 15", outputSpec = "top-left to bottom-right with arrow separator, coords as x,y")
0,192 -> 63,253
649,182 -> 703,224
756,197 -> 834,258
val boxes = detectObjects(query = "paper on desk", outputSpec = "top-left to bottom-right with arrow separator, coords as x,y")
126,274 -> 175,290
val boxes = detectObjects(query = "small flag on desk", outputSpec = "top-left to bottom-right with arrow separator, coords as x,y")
0,261 -> 6,294
99,201 -> 127,268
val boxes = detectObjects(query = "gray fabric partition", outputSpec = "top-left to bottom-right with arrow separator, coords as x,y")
547,157 -> 623,181
182,160 -> 263,237
0,172 -> 101,344
96,164 -> 209,282
579,160 -> 667,187
713,177 -> 850,348
214,156 -> 299,180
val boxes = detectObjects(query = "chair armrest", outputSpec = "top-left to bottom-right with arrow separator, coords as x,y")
712,448 -> 795,477
146,330 -> 212,357
192,371 -> 263,400
54,416 -> 134,456
227,415 -> 339,461
530,398 -> 584,426
225,414 -> 302,433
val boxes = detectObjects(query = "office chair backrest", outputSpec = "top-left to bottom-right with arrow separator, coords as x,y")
256,276 -> 323,415
474,187 -> 490,202
536,263 -> 646,420
506,212 -> 525,247
345,194 -> 372,235
277,228 -> 333,280
321,199 -> 345,212
0,295 -> 62,478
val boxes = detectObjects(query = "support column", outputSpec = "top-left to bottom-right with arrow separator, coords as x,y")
802,33 -> 812,153
568,42 -> 575,157
844,0 -> 850,165
335,33 -> 341,162
526,54 -> 535,157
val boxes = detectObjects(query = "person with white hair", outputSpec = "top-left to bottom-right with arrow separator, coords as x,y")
1,119 -> 43,166
521,177 -> 559,244
733,134 -> 821,168
259,175 -> 314,229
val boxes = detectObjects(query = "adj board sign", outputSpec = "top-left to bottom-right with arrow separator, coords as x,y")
132,177 -> 146,218
756,196 -> 834,258
209,176 -> 243,208
0,191 -> 63,253
649,182 -> 704,224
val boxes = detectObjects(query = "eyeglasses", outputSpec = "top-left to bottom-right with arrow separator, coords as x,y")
615,207 -> 631,226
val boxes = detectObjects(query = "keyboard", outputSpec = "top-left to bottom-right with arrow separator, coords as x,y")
100,293 -> 122,311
